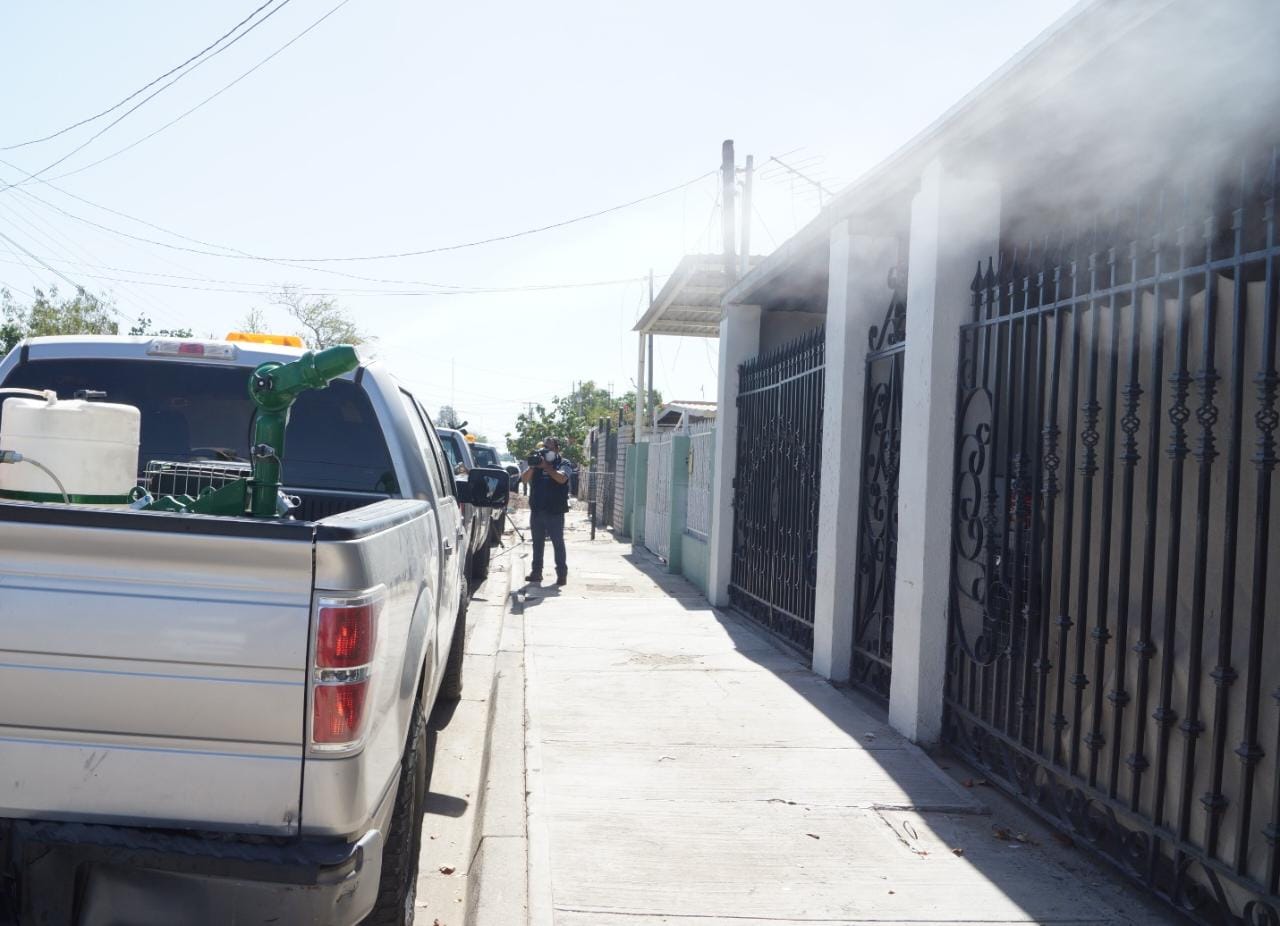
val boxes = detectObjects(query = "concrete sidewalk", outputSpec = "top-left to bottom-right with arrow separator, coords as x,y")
516,511 -> 1165,926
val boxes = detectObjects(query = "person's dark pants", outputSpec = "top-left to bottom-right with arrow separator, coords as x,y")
529,508 -> 566,577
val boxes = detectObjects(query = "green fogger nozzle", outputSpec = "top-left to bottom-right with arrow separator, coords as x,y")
248,344 -> 360,411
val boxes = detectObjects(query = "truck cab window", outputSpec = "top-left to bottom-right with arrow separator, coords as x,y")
398,390 -> 446,500
0,359 -> 398,495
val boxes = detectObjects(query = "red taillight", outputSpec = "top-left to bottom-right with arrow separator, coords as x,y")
311,593 -> 381,751
317,603 -> 375,667
177,342 -> 205,355
312,680 -> 370,744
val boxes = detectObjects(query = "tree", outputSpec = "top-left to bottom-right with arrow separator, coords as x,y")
502,381 -> 655,467
437,405 -> 463,429
506,401 -> 567,463
129,315 -> 193,338
618,388 -> 663,427
267,286 -> 371,350
238,307 -> 267,333
1,286 -> 119,355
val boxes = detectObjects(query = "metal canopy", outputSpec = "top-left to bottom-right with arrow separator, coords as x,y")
633,254 -> 764,338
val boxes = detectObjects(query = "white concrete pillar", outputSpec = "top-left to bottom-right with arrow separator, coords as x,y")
890,159 -> 1000,744
707,303 -> 761,607
812,223 -> 901,681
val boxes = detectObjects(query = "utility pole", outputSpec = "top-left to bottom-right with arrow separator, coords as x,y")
721,139 -> 737,285
647,333 -> 655,430
450,357 -> 455,409
636,269 -> 651,440
740,154 -> 753,276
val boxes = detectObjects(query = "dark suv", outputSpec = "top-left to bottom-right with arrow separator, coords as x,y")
468,442 -> 507,546
436,427 -> 494,581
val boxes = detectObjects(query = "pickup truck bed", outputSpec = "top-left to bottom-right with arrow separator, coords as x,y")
0,497 -> 438,924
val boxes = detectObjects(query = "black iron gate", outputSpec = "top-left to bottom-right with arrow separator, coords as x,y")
850,268 -> 907,701
602,419 -> 618,528
730,325 -> 825,654
587,425 -> 600,539
946,149 -> 1279,924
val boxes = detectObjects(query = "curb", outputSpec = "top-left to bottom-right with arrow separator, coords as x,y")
464,542 -> 530,926
418,543 -> 516,925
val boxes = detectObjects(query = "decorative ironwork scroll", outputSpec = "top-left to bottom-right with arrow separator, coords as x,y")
946,147 -> 1280,926
850,266 -> 908,701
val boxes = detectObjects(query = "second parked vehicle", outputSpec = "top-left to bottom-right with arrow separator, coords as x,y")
467,441 -> 507,546
435,427 -> 495,580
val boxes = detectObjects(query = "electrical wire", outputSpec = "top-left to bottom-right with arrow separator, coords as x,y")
753,202 -> 779,249
2,1 -> 297,183
2,159 -> 713,272
1,0 -> 286,151
0,196 -> 187,329
0,253 -> 655,297
251,170 -> 719,263
0,280 -> 35,301
0,188 -> 677,296
0,229 -> 107,314
39,0 -> 352,186
2,175 -> 460,289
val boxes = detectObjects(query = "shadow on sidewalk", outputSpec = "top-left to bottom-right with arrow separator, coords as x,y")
513,583 -> 560,613
551,535 -> 1170,924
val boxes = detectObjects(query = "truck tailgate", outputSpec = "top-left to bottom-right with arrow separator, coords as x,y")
0,506 -> 315,835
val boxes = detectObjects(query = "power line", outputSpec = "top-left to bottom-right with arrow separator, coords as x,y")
2,160 -> 713,270
0,229 -> 115,316
0,196 -> 188,328
1,0 -> 286,151
753,202 -> 779,248
2,174 -> 458,289
0,280 -> 36,302
38,0 -> 354,186
0,253 -> 658,298
2,0 -> 296,183
253,169 -> 719,262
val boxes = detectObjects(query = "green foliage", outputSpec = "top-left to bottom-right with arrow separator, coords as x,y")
1,286 -> 120,356
128,315 -> 194,338
503,380 -> 662,466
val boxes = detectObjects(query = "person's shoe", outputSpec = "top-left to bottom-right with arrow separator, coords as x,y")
555,571 -> 568,587
525,571 -> 543,583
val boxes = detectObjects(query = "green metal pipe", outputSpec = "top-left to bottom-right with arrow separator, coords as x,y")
245,345 -> 359,517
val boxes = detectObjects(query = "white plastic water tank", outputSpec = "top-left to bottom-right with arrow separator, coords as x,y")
0,397 -> 141,504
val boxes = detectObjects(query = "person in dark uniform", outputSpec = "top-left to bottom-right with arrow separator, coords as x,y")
521,436 -> 572,586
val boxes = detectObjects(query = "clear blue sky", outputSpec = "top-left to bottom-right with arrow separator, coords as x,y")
0,0 -> 1076,443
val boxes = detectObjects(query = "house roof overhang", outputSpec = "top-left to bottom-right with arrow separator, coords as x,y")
635,254 -> 765,337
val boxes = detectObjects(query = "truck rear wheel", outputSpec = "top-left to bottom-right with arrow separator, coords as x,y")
363,698 -> 428,925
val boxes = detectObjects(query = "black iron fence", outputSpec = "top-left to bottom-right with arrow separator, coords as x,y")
851,268 -> 908,702
587,425 -> 600,539
730,325 -> 825,654
946,149 -> 1279,924
602,419 -> 618,528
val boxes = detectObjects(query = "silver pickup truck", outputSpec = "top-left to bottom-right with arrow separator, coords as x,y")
0,335 -> 508,925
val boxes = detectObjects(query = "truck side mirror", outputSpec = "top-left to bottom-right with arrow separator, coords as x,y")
467,466 -> 510,509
